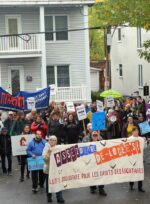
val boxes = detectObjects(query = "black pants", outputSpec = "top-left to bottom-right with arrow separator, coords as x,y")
45,174 -> 63,200
1,154 -> 12,173
129,181 -> 143,190
31,170 -> 45,189
90,185 -> 104,191
20,155 -> 30,178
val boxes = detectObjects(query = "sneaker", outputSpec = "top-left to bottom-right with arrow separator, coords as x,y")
20,177 -> 24,182
57,198 -> 65,203
32,188 -> 38,193
138,188 -> 145,193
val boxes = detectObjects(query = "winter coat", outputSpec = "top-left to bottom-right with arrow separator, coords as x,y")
42,142 -> 52,174
47,119 -> 62,144
0,133 -> 12,155
65,121 -> 80,144
27,138 -> 46,157
31,121 -> 48,139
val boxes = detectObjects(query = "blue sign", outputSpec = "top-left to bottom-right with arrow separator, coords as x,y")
92,112 -> 106,131
0,87 -> 50,111
139,121 -> 150,135
27,156 -> 45,171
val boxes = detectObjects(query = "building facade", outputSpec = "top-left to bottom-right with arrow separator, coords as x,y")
111,26 -> 150,97
0,0 -> 94,102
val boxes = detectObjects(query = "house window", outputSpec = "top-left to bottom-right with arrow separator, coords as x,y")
118,28 -> 121,41
137,27 -> 142,48
45,16 -> 68,41
138,65 -> 143,87
47,65 -> 70,87
119,64 -> 123,77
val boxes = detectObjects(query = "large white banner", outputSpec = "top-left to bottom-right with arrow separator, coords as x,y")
49,137 -> 144,192
11,134 -> 35,156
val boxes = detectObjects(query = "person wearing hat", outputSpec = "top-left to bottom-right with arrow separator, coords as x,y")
0,127 -> 12,175
82,131 -> 107,196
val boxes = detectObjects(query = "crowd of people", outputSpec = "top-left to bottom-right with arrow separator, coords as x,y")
0,95 -> 149,203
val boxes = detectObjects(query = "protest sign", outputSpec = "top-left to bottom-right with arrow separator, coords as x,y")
49,137 -> 144,193
66,102 -> 75,112
97,100 -> 104,112
92,112 -> 106,131
139,121 -> 150,135
106,96 -> 115,107
76,105 -> 87,121
27,156 -> 45,171
11,134 -> 35,156
50,84 -> 56,96
0,87 -> 50,111
146,103 -> 150,125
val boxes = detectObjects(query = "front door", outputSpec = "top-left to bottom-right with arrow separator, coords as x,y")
8,67 -> 24,95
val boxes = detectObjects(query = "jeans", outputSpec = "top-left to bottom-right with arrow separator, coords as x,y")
1,154 -> 12,173
45,174 -> 63,200
31,170 -> 45,189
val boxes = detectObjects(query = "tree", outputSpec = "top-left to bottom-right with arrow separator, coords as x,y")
89,0 -> 150,62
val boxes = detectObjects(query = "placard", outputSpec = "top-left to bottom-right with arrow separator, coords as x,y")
139,121 -> 150,135
97,100 -> 104,112
106,96 -> 115,107
66,102 -> 75,112
76,105 -> 87,121
92,112 -> 106,131
27,156 -> 45,171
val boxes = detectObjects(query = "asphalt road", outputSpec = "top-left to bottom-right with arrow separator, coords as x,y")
0,148 -> 150,204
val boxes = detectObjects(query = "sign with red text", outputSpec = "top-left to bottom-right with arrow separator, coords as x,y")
49,137 -> 144,193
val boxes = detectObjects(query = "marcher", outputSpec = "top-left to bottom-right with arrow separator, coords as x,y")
0,127 -> 12,175
27,129 -> 46,193
42,135 -> 65,203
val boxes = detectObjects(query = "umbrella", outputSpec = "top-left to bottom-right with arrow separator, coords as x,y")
100,89 -> 122,98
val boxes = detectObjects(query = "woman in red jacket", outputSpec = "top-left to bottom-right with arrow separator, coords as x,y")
31,116 -> 48,139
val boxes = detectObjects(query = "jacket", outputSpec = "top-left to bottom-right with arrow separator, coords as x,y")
27,138 -> 46,157
47,119 -> 62,144
0,133 -> 12,155
42,142 -> 51,174
31,121 -> 48,139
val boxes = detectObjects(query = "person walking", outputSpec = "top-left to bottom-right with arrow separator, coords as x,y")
27,129 -> 46,193
42,135 -> 65,203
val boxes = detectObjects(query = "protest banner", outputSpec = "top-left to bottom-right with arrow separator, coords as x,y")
76,105 -> 87,121
139,121 -> 150,135
11,134 -> 35,156
0,87 -> 50,111
146,103 -> 150,125
49,137 -> 144,193
65,102 -> 75,112
27,156 -> 45,171
97,100 -> 104,112
92,112 -> 106,131
106,96 -> 115,107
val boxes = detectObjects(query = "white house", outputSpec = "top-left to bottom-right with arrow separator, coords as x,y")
0,0 -> 94,102
110,26 -> 150,97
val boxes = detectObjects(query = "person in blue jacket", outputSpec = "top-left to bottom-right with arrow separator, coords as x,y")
27,129 -> 46,193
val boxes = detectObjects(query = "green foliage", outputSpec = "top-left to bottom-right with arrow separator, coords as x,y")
91,91 -> 102,102
138,40 -> 150,63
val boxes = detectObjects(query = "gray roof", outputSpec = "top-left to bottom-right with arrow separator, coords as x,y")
0,0 -> 95,6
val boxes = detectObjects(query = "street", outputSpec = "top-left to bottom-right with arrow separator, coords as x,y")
0,151 -> 150,204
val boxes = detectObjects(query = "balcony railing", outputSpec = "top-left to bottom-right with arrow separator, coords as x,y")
50,86 -> 88,102
0,34 -> 42,54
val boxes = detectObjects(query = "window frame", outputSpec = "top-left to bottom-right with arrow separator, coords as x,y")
119,64 -> 123,78
137,27 -> 142,49
46,65 -> 71,87
45,14 -> 70,43
138,64 -> 143,88
117,27 -> 122,42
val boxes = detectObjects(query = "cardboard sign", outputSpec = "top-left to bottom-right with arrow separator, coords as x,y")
66,102 -> 75,112
27,156 -> 45,171
76,105 -> 87,121
92,112 -> 106,131
106,96 -> 115,107
97,100 -> 104,112
49,137 -> 144,193
50,84 -> 56,96
11,134 -> 35,156
139,121 -> 150,135
27,97 -> 35,109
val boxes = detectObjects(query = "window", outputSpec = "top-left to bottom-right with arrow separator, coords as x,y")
137,27 -> 142,48
118,28 -> 121,41
47,65 -> 70,87
45,16 -> 68,41
138,65 -> 143,87
119,64 -> 123,77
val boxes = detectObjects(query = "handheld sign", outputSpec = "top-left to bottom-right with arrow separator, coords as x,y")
66,102 -> 75,112
27,156 -> 45,171
11,134 -> 35,156
76,105 -> 87,121
50,84 -> 56,96
139,121 -> 150,135
97,100 -> 104,112
106,96 -> 115,108
92,112 -> 106,131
